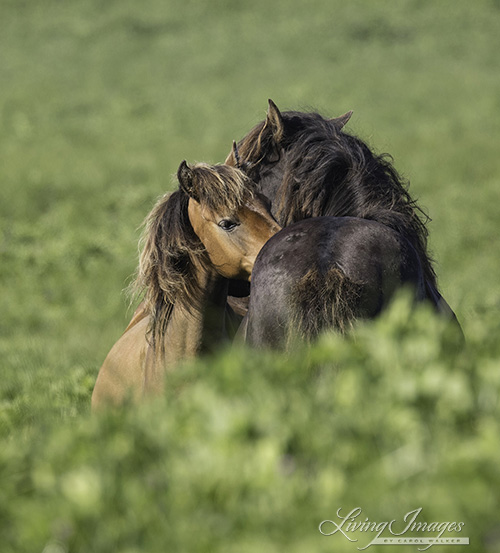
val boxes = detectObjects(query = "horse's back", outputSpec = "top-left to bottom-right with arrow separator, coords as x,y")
245,217 -> 426,347
91,316 -> 151,410
91,304 -> 221,410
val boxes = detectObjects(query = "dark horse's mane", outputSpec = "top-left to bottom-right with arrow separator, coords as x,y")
132,163 -> 256,352
234,109 -> 436,288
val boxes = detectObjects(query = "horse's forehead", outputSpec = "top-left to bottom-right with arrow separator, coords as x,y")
195,202 -> 238,222
201,199 -> 268,219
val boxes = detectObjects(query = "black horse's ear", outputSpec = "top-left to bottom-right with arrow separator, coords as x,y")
330,110 -> 353,130
265,99 -> 285,143
177,160 -> 197,199
232,140 -> 241,168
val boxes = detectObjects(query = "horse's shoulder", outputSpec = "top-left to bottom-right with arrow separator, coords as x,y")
91,317 -> 150,410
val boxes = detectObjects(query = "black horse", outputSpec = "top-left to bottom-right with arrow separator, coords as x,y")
226,99 -> 459,323
238,216 -> 430,348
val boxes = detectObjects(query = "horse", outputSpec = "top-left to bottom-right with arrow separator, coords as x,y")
226,99 -> 460,325
91,158 -> 280,409
238,216 -> 430,348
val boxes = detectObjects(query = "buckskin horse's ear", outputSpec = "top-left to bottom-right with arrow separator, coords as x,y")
330,110 -> 353,130
265,99 -> 285,143
177,160 -> 197,199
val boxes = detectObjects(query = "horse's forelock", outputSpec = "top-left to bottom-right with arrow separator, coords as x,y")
190,163 -> 255,214
235,111 -> 340,169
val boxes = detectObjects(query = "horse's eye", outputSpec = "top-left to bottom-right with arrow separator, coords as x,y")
218,219 -> 238,232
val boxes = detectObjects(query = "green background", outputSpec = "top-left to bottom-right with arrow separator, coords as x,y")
1,1 -> 499,551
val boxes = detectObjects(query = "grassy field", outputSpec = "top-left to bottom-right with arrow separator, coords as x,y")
1,1 -> 500,551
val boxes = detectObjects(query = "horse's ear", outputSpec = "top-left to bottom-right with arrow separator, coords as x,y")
177,160 -> 197,199
232,140 -> 241,168
266,99 -> 285,143
330,110 -> 353,130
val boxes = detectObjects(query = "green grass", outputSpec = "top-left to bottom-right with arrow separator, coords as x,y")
1,0 -> 500,551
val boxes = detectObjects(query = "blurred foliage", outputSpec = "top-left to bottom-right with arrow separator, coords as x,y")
0,299 -> 499,552
1,0 -> 500,551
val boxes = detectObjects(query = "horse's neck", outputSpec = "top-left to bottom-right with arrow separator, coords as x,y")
168,269 -> 229,356
143,269 -> 229,393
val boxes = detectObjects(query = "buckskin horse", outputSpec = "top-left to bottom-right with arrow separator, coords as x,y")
226,100 -> 461,341
91,158 -> 280,408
